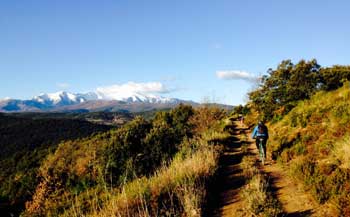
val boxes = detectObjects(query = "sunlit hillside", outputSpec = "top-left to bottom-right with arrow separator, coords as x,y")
268,84 -> 350,215
17,105 -> 230,216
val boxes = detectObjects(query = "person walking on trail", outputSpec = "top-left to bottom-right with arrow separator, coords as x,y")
251,121 -> 269,159
239,114 -> 244,126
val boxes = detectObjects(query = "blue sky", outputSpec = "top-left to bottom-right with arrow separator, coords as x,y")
1,0 -> 349,105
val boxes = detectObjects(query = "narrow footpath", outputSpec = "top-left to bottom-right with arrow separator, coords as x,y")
204,121 -> 246,216
206,120 -> 334,217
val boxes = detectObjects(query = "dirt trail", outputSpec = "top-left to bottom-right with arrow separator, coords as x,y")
255,141 -> 336,216
204,121 -> 246,216
249,142 -> 319,216
206,121 -> 332,217
262,163 -> 316,216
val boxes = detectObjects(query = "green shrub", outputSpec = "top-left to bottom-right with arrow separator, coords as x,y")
21,104 -> 231,216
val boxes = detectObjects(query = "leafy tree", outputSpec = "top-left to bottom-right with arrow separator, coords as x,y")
249,59 -> 350,120
249,59 -> 321,120
190,106 -> 226,135
103,105 -> 195,183
320,65 -> 350,91
103,116 -> 151,183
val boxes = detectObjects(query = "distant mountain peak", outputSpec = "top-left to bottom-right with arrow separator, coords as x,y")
0,97 -> 11,102
95,90 -> 177,103
32,91 -> 86,106
0,90 -> 186,112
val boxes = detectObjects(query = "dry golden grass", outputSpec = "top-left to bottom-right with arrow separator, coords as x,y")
202,130 -> 231,142
240,156 -> 259,179
240,168 -> 282,217
269,85 -> 350,159
241,174 -> 268,211
60,144 -> 220,217
331,135 -> 350,169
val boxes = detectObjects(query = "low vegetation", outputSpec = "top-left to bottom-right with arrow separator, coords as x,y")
60,141 -> 219,217
13,104 -> 229,216
239,153 -> 282,216
267,85 -> 350,215
244,59 -> 350,216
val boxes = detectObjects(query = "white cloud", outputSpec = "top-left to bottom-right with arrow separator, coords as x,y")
95,81 -> 170,100
216,70 -> 259,82
56,82 -> 70,88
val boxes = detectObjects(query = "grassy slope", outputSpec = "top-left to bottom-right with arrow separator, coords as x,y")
64,139 -> 222,217
268,85 -> 350,215
80,123 -> 229,217
21,106 -> 229,216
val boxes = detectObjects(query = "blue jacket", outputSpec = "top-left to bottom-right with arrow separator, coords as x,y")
251,125 -> 269,139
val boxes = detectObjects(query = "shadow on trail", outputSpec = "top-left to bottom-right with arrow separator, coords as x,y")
258,157 -> 313,217
203,124 -> 245,217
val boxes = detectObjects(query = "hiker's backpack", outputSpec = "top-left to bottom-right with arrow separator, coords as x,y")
258,124 -> 267,135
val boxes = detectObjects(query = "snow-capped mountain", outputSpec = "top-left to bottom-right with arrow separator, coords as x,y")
94,90 -> 179,104
76,92 -> 100,101
32,91 -> 86,106
0,91 -> 185,112
0,97 -> 11,102
31,91 -> 178,104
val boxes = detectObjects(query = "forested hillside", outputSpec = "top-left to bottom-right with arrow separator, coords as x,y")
5,111 -> 134,125
0,115 -> 112,216
1,104 -> 231,216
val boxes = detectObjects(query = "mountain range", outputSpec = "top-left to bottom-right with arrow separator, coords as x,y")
0,91 -> 190,113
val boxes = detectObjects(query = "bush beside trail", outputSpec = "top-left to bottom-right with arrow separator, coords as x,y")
22,105 -> 230,216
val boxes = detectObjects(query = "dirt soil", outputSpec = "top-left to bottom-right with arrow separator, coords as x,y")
205,121 -> 336,217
